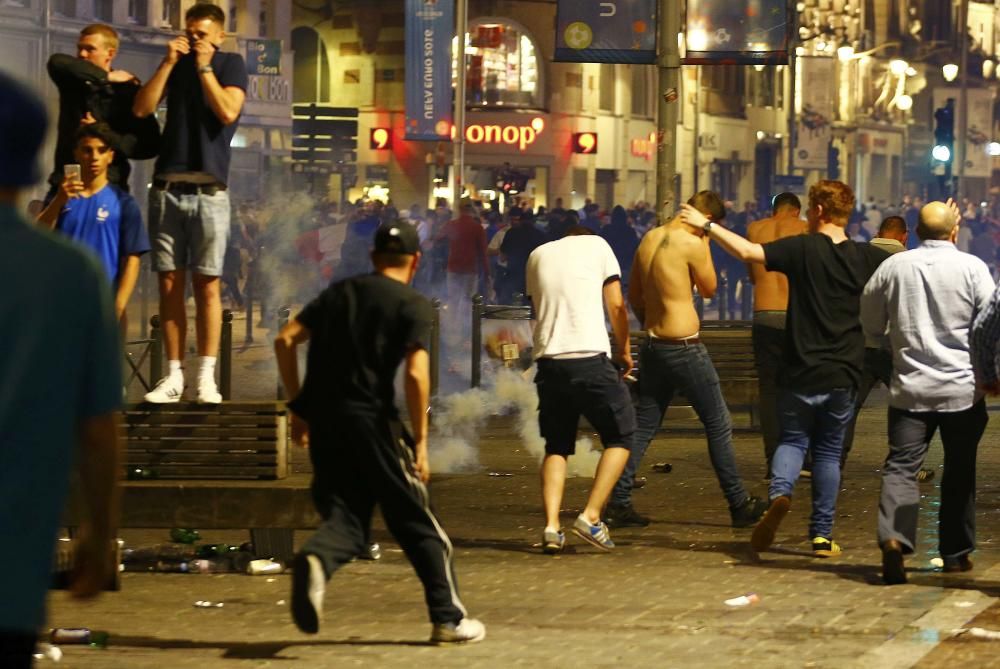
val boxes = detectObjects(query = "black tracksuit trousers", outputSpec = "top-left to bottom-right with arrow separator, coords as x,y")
301,414 -> 467,625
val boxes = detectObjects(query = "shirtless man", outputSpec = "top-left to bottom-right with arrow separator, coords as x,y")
746,193 -> 806,469
603,191 -> 766,529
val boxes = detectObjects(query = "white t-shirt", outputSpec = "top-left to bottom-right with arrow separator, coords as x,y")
526,235 -> 621,359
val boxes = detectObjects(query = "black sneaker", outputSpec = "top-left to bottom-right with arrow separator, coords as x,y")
730,495 -> 768,528
882,539 -> 906,585
603,503 -> 651,528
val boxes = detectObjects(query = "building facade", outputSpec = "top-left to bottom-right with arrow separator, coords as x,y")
291,0 -> 790,212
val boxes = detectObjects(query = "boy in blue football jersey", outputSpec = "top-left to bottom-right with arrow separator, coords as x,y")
38,123 -> 150,321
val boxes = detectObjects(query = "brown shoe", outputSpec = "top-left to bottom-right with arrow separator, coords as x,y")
942,555 -> 973,573
750,496 -> 791,553
882,540 -> 906,585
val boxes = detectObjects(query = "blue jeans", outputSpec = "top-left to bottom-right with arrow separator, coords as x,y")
770,387 -> 856,539
610,340 -> 748,509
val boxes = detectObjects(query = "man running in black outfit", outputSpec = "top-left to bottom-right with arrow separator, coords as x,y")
274,221 -> 485,644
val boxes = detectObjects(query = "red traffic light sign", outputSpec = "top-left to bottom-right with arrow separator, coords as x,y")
572,132 -> 598,154
370,127 -> 392,150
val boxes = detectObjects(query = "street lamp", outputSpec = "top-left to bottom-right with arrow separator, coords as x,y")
943,63 -> 959,82
895,94 -> 913,111
837,43 -> 855,61
889,59 -> 909,76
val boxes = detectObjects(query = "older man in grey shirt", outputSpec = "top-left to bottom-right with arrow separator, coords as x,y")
861,200 -> 995,585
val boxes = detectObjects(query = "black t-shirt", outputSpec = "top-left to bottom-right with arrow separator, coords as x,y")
288,274 -> 434,422
763,234 -> 889,392
155,50 -> 248,185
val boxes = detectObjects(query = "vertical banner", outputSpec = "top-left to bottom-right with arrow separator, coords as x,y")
794,57 -> 835,170
964,88 -> 995,178
405,0 -> 455,141
684,0 -> 788,65
554,0 -> 656,64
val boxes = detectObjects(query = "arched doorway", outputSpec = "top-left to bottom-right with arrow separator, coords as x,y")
292,26 -> 330,103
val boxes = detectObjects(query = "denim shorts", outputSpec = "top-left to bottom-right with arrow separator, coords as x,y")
148,186 -> 230,276
535,354 -> 635,456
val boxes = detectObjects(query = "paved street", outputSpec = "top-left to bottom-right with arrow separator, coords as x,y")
47,400 -> 1000,668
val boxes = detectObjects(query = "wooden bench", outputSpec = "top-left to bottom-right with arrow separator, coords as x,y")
122,402 -> 289,480
624,325 -> 759,427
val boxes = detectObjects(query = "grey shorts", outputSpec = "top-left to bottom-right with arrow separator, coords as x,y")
148,186 -> 230,276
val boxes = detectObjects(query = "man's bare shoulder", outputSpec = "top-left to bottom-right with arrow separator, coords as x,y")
748,216 -> 804,243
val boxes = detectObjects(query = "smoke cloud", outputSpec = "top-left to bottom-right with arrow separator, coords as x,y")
429,368 -> 603,478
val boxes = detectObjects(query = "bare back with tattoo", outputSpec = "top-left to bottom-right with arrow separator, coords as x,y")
628,216 -> 717,338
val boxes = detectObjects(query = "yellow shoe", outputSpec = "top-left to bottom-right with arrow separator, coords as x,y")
812,536 -> 842,558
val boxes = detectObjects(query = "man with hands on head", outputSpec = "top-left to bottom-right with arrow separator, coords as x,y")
274,221 -> 485,645
133,3 -> 248,405
605,191 -> 766,531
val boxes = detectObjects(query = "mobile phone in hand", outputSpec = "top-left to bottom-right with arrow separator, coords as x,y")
64,164 -> 81,181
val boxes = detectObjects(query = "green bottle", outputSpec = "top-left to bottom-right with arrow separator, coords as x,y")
169,528 -> 201,544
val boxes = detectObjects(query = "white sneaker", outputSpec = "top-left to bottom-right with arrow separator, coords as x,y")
144,375 -> 185,403
195,377 -> 222,404
430,617 -> 486,644
291,553 -> 325,634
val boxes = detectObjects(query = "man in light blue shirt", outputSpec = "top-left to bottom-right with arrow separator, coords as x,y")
861,200 -> 995,585
971,283 -> 1000,394
0,72 -> 121,666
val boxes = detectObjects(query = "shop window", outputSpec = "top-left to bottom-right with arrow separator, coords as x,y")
599,64 -> 615,112
631,66 -> 653,117
162,0 -> 180,29
94,0 -> 113,21
455,19 -> 543,110
701,65 -> 745,118
749,65 -> 778,107
52,0 -> 76,17
128,0 -> 148,25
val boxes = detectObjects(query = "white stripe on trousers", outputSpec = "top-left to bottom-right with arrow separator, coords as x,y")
395,441 -> 469,619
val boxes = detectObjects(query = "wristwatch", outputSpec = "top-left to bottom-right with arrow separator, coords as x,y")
703,220 -> 715,235
198,65 -> 213,74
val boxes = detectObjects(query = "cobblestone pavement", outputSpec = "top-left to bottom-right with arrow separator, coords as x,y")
47,402 -> 1000,668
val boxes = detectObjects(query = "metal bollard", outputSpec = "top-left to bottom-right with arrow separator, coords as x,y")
718,273 -> 729,320
276,306 -> 291,400
149,315 -> 163,383
741,280 -> 754,320
471,295 -> 483,388
220,309 -> 233,400
430,299 -> 441,397
244,268 -> 254,344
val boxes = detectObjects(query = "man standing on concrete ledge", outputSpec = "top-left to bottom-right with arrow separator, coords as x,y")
274,222 -> 484,644
681,180 -> 889,558
134,3 -> 247,404
861,200 -> 995,585
525,226 -> 634,554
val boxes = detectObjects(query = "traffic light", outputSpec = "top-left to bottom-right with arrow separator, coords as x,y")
571,132 -> 598,154
370,127 -> 392,151
932,99 -> 955,164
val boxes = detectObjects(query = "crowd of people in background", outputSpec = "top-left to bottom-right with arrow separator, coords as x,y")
227,191 -> 1000,333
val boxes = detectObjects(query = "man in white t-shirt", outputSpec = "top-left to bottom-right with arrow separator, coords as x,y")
525,225 -> 634,554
